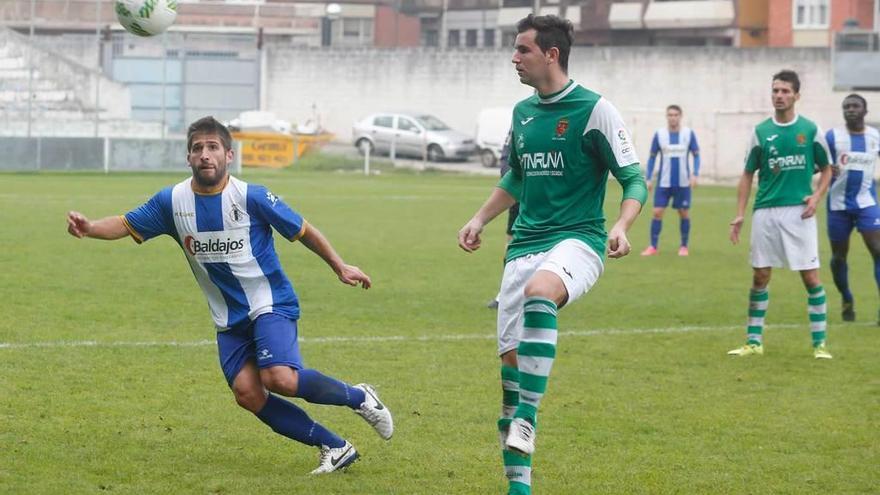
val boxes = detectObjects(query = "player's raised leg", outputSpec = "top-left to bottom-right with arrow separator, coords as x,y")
230,362 -> 358,474
253,314 -> 393,440
507,270 -> 565,455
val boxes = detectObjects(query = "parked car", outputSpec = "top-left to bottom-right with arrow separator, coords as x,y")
474,107 -> 513,168
352,112 -> 477,161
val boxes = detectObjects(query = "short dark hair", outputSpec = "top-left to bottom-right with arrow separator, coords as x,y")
844,93 -> 868,110
666,104 -> 682,114
516,14 -> 574,73
187,116 -> 232,152
772,70 -> 800,93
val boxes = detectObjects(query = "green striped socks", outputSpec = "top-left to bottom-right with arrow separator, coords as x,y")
514,297 -> 558,425
808,285 -> 827,346
499,365 -> 530,495
747,288 -> 769,345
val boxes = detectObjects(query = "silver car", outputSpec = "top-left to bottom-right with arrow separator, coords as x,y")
352,112 -> 477,161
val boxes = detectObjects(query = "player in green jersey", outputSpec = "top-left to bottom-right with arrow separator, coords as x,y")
728,70 -> 833,360
457,15 -> 647,495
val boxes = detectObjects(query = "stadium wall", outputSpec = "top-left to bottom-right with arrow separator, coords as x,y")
265,46 -> 880,179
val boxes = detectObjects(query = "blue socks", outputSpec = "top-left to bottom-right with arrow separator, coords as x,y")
680,218 -> 690,247
295,369 -> 366,409
830,256 -> 853,303
256,394 -> 345,448
650,219 -> 662,248
874,254 -> 880,295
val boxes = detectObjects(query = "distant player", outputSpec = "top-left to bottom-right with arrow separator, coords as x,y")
458,15 -> 646,495
728,70 -> 833,359
641,105 -> 700,256
825,94 -> 880,323
66,116 -> 393,474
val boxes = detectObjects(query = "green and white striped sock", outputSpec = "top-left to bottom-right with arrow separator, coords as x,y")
808,285 -> 827,346
514,297 -> 558,425
499,365 -> 530,495
747,288 -> 769,345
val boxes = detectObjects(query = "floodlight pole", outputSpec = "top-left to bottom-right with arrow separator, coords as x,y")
26,0 -> 35,138
161,32 -> 167,139
94,0 -> 101,137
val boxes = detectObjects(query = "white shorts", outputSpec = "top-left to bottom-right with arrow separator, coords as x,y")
496,238 -> 604,355
750,205 -> 819,271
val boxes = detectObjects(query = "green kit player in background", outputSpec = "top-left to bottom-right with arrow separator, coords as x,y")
728,70 -> 834,360
457,15 -> 647,495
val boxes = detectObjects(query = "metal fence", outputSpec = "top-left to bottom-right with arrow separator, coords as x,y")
0,136 -> 241,172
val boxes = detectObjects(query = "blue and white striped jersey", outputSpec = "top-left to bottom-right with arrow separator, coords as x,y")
123,176 -> 305,329
826,126 -> 880,211
646,127 -> 700,188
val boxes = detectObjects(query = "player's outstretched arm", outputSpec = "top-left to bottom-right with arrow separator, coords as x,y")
299,223 -> 371,289
67,211 -> 130,240
730,171 -> 754,244
458,187 -> 516,253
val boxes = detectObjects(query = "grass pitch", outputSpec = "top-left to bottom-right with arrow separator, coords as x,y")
1,160 -> 878,494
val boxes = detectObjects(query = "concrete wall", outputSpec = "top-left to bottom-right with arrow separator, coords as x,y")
264,45 -> 880,179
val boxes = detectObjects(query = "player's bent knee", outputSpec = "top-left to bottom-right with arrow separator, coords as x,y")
260,366 -> 299,396
233,386 -> 267,413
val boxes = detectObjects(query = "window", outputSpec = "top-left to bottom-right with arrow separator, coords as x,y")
502,31 -> 517,48
423,29 -> 439,47
331,18 -> 373,46
466,29 -> 478,47
793,0 -> 829,28
397,118 -> 419,133
374,116 -> 393,128
484,29 -> 495,48
448,29 -> 460,48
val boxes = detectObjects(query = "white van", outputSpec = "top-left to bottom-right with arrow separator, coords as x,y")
474,107 -> 513,168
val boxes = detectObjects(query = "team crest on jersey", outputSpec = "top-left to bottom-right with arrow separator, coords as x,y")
516,133 -> 525,150
555,118 -> 569,138
229,202 -> 247,223
796,133 -> 807,146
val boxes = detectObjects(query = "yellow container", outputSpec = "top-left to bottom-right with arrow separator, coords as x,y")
232,131 -> 335,168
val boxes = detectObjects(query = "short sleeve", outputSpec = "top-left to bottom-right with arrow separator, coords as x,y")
123,187 -> 173,243
247,185 -> 306,241
824,129 -> 837,164
584,97 -> 640,169
813,126 -> 831,168
744,130 -> 761,173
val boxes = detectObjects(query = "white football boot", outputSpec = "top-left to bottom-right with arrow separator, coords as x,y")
505,418 -> 536,456
310,441 -> 359,475
353,383 -> 394,440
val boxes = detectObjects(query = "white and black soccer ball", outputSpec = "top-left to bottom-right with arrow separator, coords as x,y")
115,0 -> 178,37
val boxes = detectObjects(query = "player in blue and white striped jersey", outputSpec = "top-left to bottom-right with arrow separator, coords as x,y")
66,117 -> 393,474
825,94 -> 880,323
641,105 -> 700,257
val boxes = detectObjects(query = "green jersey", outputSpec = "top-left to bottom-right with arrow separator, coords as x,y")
744,115 -> 831,210
498,81 -> 647,263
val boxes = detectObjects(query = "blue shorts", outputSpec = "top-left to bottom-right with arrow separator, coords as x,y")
654,186 -> 691,209
827,205 -> 880,243
216,313 -> 304,386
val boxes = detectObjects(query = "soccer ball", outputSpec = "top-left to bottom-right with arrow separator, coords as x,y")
115,0 -> 178,37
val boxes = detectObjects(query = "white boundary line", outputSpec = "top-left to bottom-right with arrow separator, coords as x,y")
0,322 -> 826,350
